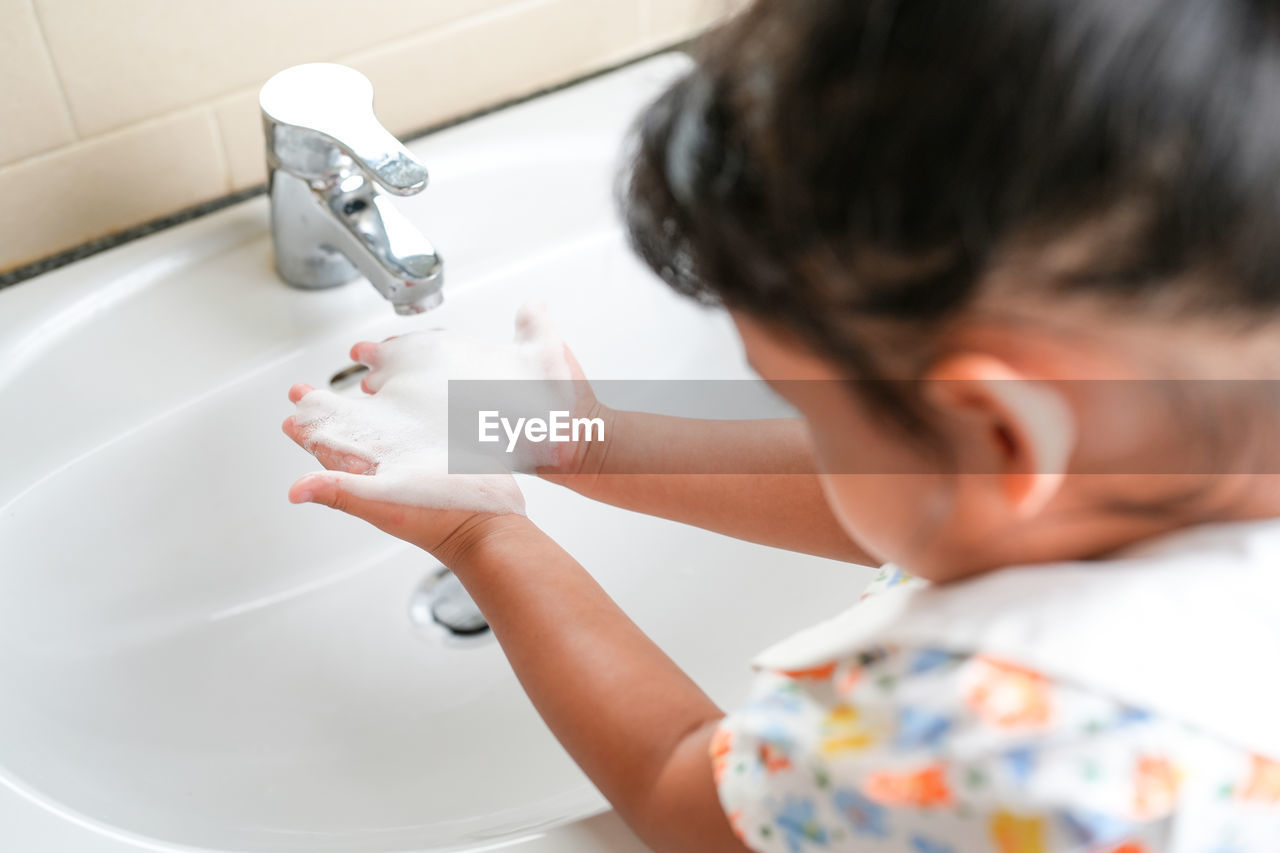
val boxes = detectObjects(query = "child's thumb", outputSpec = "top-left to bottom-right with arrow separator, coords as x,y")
290,471 -> 364,514
290,470 -> 433,550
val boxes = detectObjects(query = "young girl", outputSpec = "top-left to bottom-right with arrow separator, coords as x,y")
282,0 -> 1280,850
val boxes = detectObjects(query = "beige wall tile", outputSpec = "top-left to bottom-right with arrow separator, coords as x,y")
35,0 -> 516,137
0,109 -> 226,270
0,0 -> 76,165
346,0 -> 647,139
215,0 -> 654,192
3,0 -> 722,272
214,88 -> 265,192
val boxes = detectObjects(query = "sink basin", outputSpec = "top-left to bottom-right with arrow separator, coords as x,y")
0,55 -> 870,852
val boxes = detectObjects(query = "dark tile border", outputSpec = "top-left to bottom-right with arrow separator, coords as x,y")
0,44 -> 689,293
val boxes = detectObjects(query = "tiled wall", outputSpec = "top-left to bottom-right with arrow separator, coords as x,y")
0,0 -> 736,275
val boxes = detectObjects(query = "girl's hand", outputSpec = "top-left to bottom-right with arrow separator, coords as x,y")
535,344 -> 616,478
281,304 -> 578,556
282,381 -> 525,560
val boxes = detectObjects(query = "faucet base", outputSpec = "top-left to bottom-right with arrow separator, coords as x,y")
271,252 -> 361,291
268,171 -> 362,290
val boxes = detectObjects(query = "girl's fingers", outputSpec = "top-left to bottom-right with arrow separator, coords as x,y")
351,342 -> 392,393
290,472 -> 335,505
361,369 -> 387,395
350,341 -> 380,366
563,345 -> 594,398
288,472 -> 509,558
349,335 -> 408,365
282,415 -> 376,474
286,383 -> 373,471
291,472 -> 362,509
286,375 -> 374,470
289,472 -> 408,535
354,331 -> 447,394
514,301 -> 553,343
288,382 -> 315,404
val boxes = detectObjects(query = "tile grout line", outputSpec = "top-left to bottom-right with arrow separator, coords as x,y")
26,0 -> 82,140
336,0 -> 558,71
0,100 -> 244,175
207,108 -> 236,195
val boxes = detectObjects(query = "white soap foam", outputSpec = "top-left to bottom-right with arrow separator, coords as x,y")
293,303 -> 573,514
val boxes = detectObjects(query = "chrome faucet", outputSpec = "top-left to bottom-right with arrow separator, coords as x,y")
259,63 -> 444,314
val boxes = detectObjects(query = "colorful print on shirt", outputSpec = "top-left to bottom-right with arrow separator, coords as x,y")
714,566 -> 1280,852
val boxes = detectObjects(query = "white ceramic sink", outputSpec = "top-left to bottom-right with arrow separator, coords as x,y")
0,55 -> 870,852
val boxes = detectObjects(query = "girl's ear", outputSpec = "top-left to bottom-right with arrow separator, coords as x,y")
924,353 -> 1076,518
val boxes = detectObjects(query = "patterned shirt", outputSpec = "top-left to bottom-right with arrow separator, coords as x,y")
713,567 -> 1280,853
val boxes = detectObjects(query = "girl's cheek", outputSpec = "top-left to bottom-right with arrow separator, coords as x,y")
821,473 -> 933,566
807,410 -> 956,574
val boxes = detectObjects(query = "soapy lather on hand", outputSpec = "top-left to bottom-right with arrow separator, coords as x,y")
282,303 -> 588,516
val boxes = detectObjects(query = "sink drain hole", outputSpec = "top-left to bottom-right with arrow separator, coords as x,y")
329,363 -> 369,391
409,568 -> 490,638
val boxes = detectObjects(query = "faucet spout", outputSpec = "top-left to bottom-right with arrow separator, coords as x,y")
259,63 -> 444,313
323,173 -> 444,314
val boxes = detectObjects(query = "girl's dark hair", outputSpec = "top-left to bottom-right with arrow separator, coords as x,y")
624,0 -> 1280,405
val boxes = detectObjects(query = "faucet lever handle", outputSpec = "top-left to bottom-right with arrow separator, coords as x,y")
260,63 -> 428,195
